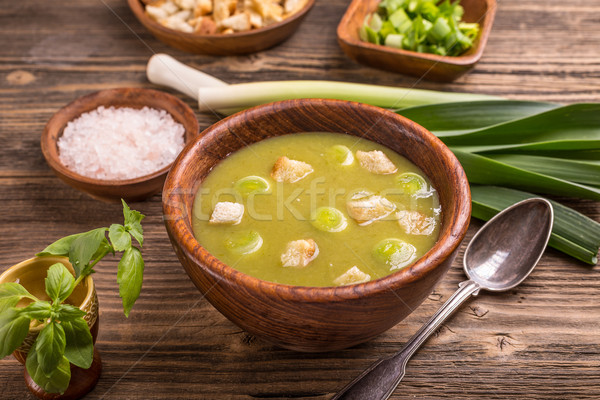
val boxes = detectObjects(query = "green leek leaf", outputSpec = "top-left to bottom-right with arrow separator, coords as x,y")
485,154 -> 600,186
471,186 -> 600,265
439,103 -> 600,144
398,100 -> 558,132
451,139 -> 600,154
452,149 -> 600,201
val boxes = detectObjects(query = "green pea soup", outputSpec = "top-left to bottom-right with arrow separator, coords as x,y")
192,132 -> 441,287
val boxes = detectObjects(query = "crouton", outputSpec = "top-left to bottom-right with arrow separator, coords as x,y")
173,0 -> 195,10
193,0 -> 213,17
281,239 -> 319,268
160,15 -> 194,32
160,0 -> 179,14
333,266 -> 371,286
247,10 -> 263,28
346,192 -> 396,226
356,150 -> 397,175
213,0 -> 237,23
262,2 -> 283,25
271,156 -> 313,183
396,210 -> 436,235
190,16 -> 218,34
284,0 -> 307,14
218,12 -> 251,31
146,5 -> 169,21
209,201 -> 244,225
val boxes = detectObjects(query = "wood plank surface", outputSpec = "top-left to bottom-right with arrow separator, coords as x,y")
1,0 -> 599,399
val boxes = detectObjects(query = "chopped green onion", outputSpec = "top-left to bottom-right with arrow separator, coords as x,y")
360,0 -> 478,56
396,172 -> 429,196
373,239 -> 417,270
224,230 -> 263,255
311,207 -> 348,233
327,145 -> 354,166
385,33 -> 405,49
484,154 -> 600,187
234,176 -> 271,197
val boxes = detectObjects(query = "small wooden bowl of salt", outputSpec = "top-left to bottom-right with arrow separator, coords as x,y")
41,88 -> 199,202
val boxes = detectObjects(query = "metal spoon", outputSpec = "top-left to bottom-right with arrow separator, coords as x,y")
333,197 -> 554,400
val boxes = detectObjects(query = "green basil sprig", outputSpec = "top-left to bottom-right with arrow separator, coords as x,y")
0,200 -> 145,394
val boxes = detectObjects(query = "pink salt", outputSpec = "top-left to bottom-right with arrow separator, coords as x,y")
57,106 -> 185,180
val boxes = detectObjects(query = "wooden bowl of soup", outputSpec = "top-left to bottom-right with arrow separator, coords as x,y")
163,99 -> 471,352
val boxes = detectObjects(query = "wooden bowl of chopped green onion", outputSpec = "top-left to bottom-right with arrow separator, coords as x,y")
41,88 -> 199,202
337,0 -> 497,82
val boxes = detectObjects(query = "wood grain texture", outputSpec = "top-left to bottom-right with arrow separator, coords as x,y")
0,0 -> 599,398
337,0 -> 497,81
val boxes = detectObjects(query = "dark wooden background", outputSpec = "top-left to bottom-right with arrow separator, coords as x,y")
1,0 -> 599,399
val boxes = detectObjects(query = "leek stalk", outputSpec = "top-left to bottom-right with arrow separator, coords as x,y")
195,81 -> 498,113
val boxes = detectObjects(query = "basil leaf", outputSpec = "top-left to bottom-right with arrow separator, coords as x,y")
55,304 -> 86,322
62,318 -> 93,369
122,200 -> 145,247
0,282 -> 35,314
117,246 -> 144,317
45,263 -> 75,304
35,320 -> 66,375
19,301 -> 52,320
68,228 -> 108,278
26,347 -> 71,394
109,224 -> 131,252
37,233 -> 83,257
0,308 -> 31,359
92,236 -> 114,259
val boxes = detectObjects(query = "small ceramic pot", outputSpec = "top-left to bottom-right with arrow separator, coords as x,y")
0,256 -> 101,399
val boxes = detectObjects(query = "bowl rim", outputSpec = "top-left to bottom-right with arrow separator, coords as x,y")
337,0 -> 497,67
41,87 -> 199,187
163,99 -> 471,301
0,256 -> 95,309
127,0 -> 316,40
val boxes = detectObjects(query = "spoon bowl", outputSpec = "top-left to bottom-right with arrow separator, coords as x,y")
465,198 -> 554,291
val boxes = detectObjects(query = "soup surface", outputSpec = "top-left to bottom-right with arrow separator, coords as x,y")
192,132 -> 441,287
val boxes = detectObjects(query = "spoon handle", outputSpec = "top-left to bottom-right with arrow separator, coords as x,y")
332,279 -> 481,400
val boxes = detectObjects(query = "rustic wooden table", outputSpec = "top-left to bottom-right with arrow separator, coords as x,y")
1,0 -> 599,399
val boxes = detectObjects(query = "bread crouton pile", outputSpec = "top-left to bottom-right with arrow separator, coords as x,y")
144,0 -> 309,34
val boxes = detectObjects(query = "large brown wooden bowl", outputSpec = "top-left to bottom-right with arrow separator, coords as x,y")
337,0 -> 497,82
163,99 -> 471,352
127,0 -> 315,55
41,87 -> 199,203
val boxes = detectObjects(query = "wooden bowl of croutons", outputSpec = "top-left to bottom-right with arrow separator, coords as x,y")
163,99 -> 471,352
128,0 -> 315,55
